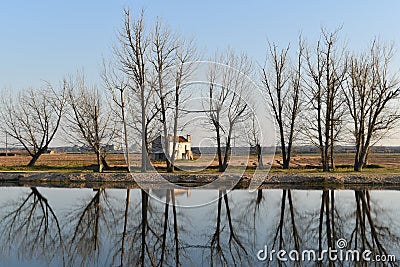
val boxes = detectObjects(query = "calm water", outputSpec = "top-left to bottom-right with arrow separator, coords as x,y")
0,186 -> 399,266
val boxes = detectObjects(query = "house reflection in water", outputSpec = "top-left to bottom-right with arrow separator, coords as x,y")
151,189 -> 191,199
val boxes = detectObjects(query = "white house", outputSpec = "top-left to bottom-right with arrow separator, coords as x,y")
152,134 -> 193,160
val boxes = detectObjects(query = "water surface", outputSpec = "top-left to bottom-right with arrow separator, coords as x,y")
0,187 -> 399,266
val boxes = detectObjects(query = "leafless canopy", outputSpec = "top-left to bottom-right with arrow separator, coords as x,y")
262,38 -> 303,169
302,28 -> 348,171
114,8 -> 156,172
0,82 -> 67,166
345,40 -> 400,171
206,50 -> 253,172
65,74 -> 115,172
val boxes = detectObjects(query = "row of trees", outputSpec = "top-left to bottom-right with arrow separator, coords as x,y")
110,9 -> 198,172
263,29 -> 400,172
1,9 -> 399,173
0,8 -> 253,174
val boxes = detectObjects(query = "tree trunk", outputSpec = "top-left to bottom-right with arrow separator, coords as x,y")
321,148 -> 329,172
101,155 -> 109,170
169,81 -> 181,173
354,151 -> 367,172
141,85 -> 147,173
362,148 -> 370,168
222,145 -> 230,171
166,133 -> 172,172
256,144 -> 263,169
167,161 -> 175,173
354,157 -> 362,172
216,126 -> 224,172
27,152 -> 43,167
96,152 -> 104,173
282,157 -> 290,169
163,121 -> 171,172
160,190 -> 170,266
120,91 -> 130,173
330,113 -> 335,171
279,122 -> 288,169
222,127 -> 233,172
283,146 -> 291,170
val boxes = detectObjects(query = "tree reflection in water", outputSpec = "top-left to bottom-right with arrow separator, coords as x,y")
109,189 -> 186,267
259,189 -> 302,267
208,190 -> 250,266
0,187 -> 65,266
0,187 -> 400,266
65,188 -> 117,266
348,190 -> 400,267
302,189 -> 400,267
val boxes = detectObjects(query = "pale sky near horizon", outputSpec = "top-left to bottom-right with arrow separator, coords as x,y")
1,1 -> 400,145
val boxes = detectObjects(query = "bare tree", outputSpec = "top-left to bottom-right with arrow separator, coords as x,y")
206,50 -> 252,172
102,60 -> 131,172
262,39 -> 303,169
168,38 -> 198,172
303,29 -> 348,171
65,74 -> 115,172
245,113 -> 263,169
149,18 -> 177,172
119,12 -> 198,174
345,40 -> 400,171
0,83 -> 66,166
114,8 -> 154,172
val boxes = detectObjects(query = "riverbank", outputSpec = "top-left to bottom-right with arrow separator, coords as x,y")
1,172 -> 400,190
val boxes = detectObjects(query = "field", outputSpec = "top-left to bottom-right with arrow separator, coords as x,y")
1,152 -> 400,173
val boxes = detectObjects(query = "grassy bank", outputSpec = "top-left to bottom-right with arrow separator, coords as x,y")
1,153 -> 400,175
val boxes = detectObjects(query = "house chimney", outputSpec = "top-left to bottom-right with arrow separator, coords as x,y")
187,134 -> 191,143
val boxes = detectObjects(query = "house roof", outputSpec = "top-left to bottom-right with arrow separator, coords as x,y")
178,136 -> 188,142
168,135 -> 188,142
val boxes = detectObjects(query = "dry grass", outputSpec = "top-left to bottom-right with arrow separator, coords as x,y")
0,152 -> 400,173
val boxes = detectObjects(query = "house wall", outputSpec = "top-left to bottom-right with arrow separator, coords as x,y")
152,135 -> 192,160
170,141 -> 191,160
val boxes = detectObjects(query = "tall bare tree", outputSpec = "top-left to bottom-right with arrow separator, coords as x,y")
65,74 -> 115,172
303,29 -> 348,171
206,50 -> 252,172
124,13 -> 198,173
112,8 -> 197,173
167,38 -> 197,172
262,39 -> 303,169
102,60 -> 131,171
0,83 -> 66,166
115,8 -> 154,172
345,40 -> 400,171
149,18 -> 177,172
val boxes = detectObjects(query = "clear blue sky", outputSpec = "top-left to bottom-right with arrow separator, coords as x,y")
1,1 -> 400,88
1,1 -> 400,143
